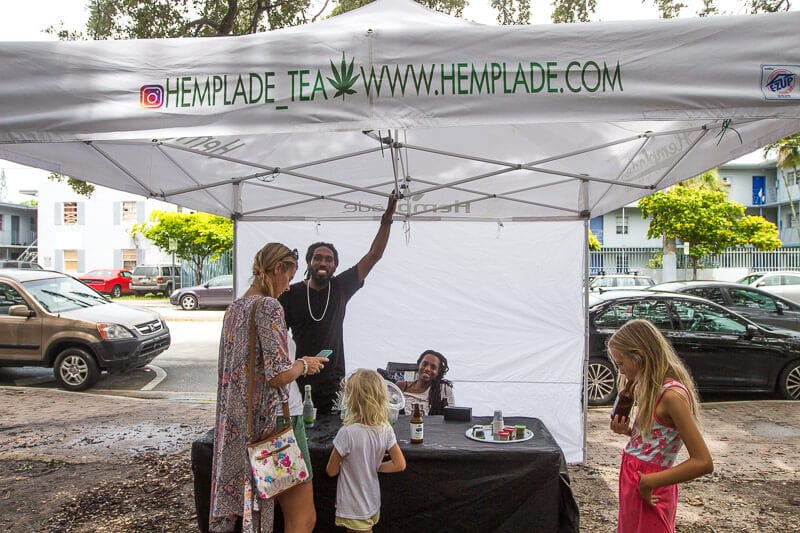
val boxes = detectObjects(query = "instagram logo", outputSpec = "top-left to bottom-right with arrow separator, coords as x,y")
140,85 -> 165,109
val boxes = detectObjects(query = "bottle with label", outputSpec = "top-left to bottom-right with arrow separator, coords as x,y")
610,381 -> 635,421
410,403 -> 424,443
302,384 -> 316,428
492,410 -> 504,436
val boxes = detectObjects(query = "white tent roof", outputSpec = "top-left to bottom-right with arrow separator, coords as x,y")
1,0 -> 798,222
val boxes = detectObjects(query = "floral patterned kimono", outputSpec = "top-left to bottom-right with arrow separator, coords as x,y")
210,295 -> 292,533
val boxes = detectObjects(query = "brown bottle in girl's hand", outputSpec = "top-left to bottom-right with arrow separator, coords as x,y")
611,382 -> 634,421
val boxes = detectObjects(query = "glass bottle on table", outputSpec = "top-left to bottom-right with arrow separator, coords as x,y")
303,384 -> 316,428
492,410 -> 504,436
410,403 -> 424,443
611,381 -> 634,421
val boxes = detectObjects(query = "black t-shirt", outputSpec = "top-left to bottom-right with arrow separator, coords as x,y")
278,265 -> 363,413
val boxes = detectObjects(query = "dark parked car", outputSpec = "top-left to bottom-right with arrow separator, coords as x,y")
169,274 -> 233,310
0,269 -> 170,391
0,260 -> 43,270
77,269 -> 133,298
587,290 -> 800,405
651,280 -> 800,332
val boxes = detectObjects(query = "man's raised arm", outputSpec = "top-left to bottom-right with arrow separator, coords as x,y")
356,192 -> 398,282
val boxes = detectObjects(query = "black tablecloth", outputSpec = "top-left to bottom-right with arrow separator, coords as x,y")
192,414 -> 579,532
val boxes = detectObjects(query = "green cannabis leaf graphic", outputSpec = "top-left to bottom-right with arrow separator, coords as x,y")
328,52 -> 359,101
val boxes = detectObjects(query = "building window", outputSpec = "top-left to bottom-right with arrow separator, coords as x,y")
788,170 -> 798,186
30,216 -> 36,232
615,215 -> 629,235
63,202 -> 78,225
122,249 -> 137,270
121,201 -> 137,223
63,250 -> 79,271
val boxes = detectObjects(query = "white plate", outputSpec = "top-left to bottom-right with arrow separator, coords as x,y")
465,424 -> 534,443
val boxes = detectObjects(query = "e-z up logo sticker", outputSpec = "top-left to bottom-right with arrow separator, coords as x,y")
762,65 -> 798,100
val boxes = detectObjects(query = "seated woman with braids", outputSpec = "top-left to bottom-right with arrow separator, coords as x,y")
397,350 -> 455,416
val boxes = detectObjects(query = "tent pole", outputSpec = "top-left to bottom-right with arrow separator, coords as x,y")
581,179 -> 590,465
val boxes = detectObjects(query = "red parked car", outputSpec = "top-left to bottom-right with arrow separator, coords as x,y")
77,269 -> 133,298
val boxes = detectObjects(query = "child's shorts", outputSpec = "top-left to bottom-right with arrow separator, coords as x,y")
335,511 -> 380,531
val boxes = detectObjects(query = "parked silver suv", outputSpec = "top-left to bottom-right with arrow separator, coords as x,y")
0,269 -> 170,391
131,264 -> 182,296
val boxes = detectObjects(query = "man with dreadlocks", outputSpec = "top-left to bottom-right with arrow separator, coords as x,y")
397,350 -> 455,416
279,192 -> 398,414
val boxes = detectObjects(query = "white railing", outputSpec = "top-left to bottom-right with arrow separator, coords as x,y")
590,247 -> 800,275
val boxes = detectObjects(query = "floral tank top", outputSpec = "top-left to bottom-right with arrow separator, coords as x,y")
624,380 -> 691,468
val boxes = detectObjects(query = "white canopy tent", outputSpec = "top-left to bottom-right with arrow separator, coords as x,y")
1,0 -> 798,462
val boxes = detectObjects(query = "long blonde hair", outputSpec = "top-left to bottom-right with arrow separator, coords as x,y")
343,369 -> 389,428
607,319 -> 701,435
251,243 -> 297,298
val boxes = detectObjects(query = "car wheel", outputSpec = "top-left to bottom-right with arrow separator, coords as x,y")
53,348 -> 100,392
587,357 -> 617,406
778,360 -> 800,400
110,285 -> 122,298
163,283 -> 173,297
180,294 -> 199,311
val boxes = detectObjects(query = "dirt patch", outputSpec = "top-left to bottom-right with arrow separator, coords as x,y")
1,387 -> 799,532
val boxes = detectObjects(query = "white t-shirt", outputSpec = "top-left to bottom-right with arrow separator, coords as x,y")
332,422 -> 397,519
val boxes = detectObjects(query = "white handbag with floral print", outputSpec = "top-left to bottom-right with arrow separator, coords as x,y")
245,301 -> 309,500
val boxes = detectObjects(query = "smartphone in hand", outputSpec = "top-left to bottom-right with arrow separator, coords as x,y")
316,349 -> 333,359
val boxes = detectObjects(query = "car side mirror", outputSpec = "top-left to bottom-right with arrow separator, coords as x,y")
776,301 -> 787,315
8,304 -> 34,318
755,281 -> 765,288
745,323 -> 758,339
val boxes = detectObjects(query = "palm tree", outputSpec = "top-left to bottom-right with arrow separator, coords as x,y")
764,133 -> 800,243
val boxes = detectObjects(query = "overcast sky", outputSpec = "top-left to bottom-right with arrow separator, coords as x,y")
0,0 -> 784,202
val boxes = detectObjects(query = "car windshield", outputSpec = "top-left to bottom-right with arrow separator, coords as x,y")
737,274 -> 761,284
24,276 -> 108,312
133,267 -> 158,276
85,270 -> 115,277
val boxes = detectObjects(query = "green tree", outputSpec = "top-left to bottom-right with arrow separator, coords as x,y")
639,186 -> 780,279
48,0 -> 324,40
764,133 -> 800,243
131,211 -> 233,285
331,0 -> 467,17
47,172 -> 95,197
747,0 -> 791,13
551,0 -> 597,23
491,0 -> 531,24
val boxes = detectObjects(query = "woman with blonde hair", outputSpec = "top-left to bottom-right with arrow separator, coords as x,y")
608,319 -> 713,532
326,369 -> 406,533
210,243 -> 329,533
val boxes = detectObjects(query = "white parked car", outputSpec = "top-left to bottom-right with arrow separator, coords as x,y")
737,271 -> 800,304
588,273 -> 655,293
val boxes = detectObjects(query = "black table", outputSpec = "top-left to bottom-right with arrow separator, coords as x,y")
193,414 -> 579,532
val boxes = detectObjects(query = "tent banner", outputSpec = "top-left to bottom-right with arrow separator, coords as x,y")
1,0 -> 799,142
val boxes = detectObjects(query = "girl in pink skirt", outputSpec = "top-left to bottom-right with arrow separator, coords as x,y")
608,319 -> 714,532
